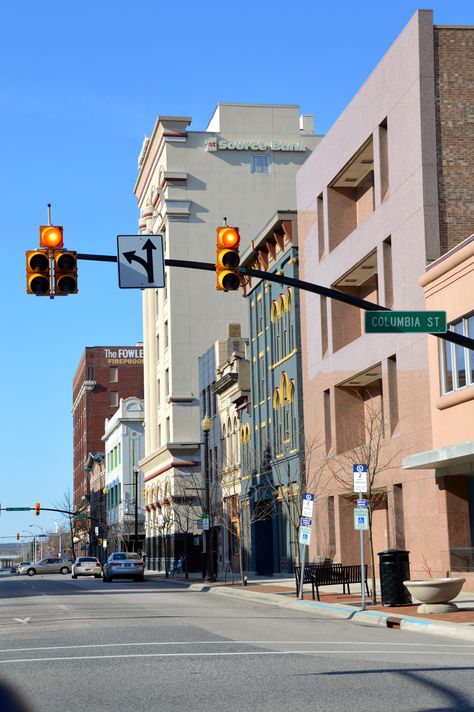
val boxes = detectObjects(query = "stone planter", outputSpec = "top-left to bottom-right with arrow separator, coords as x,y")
403,577 -> 466,614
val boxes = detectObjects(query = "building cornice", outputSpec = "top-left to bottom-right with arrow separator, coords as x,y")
71,380 -> 96,415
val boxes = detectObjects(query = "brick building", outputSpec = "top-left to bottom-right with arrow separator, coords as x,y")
72,345 -> 144,510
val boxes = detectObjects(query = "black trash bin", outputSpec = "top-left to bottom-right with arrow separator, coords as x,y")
378,549 -> 412,606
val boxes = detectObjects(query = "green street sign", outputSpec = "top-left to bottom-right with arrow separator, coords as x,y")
38,534 -> 46,538
75,513 -> 89,519
5,507 -> 30,511
365,310 -> 447,334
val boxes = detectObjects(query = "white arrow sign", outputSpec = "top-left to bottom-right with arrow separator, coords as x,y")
117,235 -> 165,289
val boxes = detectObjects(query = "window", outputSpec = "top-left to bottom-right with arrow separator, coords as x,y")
87,366 -> 93,380
109,367 -> 118,383
328,137 -> 374,250
251,155 -> 270,174
165,368 -> 169,397
257,297 -> 263,335
109,391 -> 118,408
157,379 -> 161,407
164,321 -> 169,349
156,334 -> 160,362
440,315 -> 474,394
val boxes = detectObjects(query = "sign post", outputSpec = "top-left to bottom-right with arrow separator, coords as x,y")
298,494 -> 314,600
353,464 -> 368,610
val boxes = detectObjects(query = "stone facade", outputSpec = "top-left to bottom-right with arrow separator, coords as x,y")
297,10 -> 474,580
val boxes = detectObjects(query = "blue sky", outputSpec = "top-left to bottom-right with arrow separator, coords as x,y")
1,0 -> 472,543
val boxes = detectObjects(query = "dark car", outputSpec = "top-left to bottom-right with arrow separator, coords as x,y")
103,552 -> 144,582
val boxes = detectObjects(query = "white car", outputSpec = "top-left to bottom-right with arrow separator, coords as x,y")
71,557 -> 102,579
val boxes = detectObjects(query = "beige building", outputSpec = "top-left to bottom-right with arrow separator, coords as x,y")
211,324 -> 250,574
297,10 -> 474,579
133,104 -> 320,562
404,234 -> 474,584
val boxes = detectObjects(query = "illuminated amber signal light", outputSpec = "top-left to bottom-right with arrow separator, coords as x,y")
216,226 -> 241,291
218,227 -> 240,249
35,503 -> 41,516
39,225 -> 63,249
26,249 -> 51,296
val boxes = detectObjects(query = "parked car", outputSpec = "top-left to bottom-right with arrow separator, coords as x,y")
72,557 -> 102,579
103,552 -> 144,582
15,561 -> 31,574
20,558 -> 72,576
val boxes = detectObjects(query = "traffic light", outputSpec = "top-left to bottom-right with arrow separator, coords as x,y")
26,250 -> 51,296
16,532 -> 19,541
54,251 -> 78,295
216,226 -> 241,291
35,503 -> 40,516
39,225 -> 63,249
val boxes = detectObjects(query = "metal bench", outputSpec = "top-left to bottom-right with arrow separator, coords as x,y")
294,563 -> 369,600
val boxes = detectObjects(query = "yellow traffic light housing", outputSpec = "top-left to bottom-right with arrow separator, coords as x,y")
16,532 -> 20,541
26,250 -> 51,296
35,503 -> 40,516
216,226 -> 241,291
39,225 -> 63,249
54,251 -> 78,295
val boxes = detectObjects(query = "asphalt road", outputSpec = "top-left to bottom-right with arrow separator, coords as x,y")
1,572 -> 474,712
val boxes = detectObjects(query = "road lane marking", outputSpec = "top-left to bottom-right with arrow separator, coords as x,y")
3,650 -> 474,665
12,618 -> 31,624
1,640 -> 473,654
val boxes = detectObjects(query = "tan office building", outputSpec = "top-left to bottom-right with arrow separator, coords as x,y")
133,104 -> 320,559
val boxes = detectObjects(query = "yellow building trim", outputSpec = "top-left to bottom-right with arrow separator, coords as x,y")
270,348 -> 298,369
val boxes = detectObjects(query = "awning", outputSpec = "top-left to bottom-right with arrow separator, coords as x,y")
403,440 -> 474,475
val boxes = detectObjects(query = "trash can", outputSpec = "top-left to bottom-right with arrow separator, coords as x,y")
378,549 -> 412,606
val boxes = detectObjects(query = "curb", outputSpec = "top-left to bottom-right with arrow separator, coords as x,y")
147,575 -> 474,642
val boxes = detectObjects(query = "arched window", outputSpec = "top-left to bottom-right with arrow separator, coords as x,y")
273,387 -> 282,453
233,417 -> 239,465
286,289 -> 294,352
271,300 -> 280,363
227,418 -> 232,464
279,295 -> 285,357
222,424 -> 227,465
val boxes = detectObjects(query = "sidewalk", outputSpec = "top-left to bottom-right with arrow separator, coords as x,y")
146,570 -> 474,642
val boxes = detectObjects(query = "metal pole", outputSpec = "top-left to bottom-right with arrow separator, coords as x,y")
298,541 -> 306,600
360,529 -> 366,611
134,469 -> 139,554
204,429 -> 212,581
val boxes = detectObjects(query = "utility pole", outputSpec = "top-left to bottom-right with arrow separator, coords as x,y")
134,469 -> 139,554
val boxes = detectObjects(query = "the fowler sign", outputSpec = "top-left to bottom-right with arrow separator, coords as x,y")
365,310 -> 447,334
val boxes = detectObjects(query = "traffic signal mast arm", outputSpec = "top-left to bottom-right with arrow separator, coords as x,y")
76,252 -> 474,351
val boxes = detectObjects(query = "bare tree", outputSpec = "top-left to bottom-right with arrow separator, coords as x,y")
52,489 -> 86,560
324,389 -> 401,604
268,433 -> 328,567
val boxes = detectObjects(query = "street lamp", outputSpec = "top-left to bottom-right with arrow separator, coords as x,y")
201,414 -> 215,582
21,530 -> 34,562
102,486 -> 109,561
30,524 -> 44,559
54,521 -> 62,558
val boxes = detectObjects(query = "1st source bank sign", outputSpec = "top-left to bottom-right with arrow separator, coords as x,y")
207,137 -> 306,152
